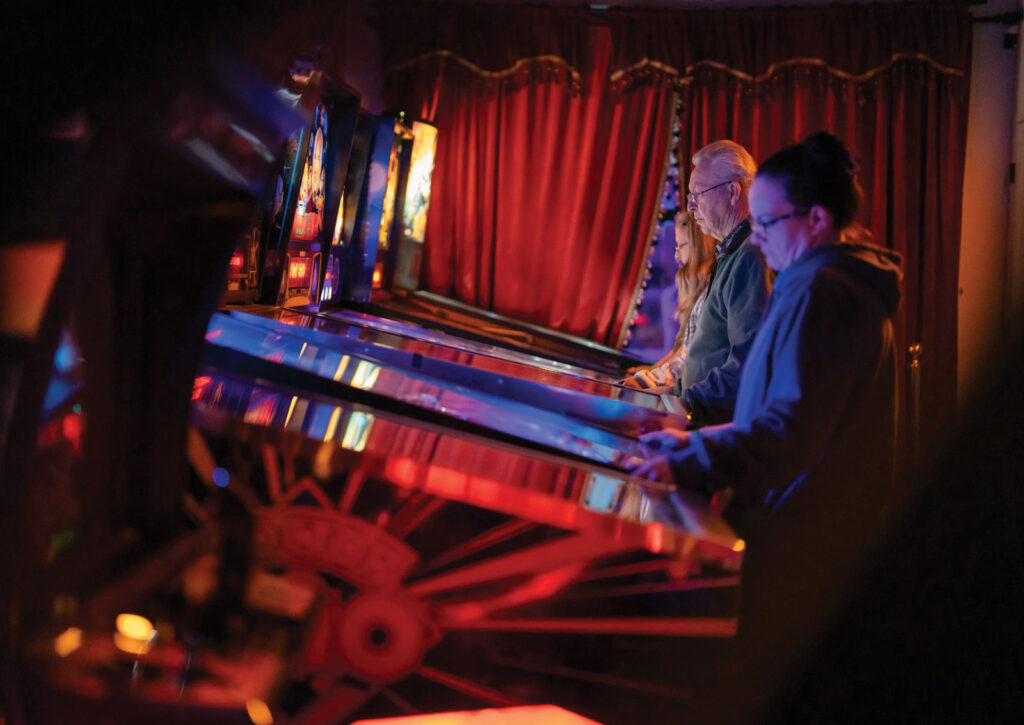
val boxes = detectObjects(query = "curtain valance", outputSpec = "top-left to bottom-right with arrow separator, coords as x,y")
373,2 -> 591,95
607,1 -> 971,88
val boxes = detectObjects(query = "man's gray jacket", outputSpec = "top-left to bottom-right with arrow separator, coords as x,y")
678,219 -> 771,426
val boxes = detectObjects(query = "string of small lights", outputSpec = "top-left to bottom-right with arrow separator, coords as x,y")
622,102 -> 682,350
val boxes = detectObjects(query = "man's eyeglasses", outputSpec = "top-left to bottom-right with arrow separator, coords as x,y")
686,179 -> 734,205
752,210 -> 808,232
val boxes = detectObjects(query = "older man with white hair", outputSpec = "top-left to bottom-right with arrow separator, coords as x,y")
674,139 -> 771,426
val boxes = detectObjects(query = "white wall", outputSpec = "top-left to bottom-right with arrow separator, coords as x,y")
959,0 -> 1021,402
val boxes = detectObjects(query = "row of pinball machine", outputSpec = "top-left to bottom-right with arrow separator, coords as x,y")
2,54 -> 744,725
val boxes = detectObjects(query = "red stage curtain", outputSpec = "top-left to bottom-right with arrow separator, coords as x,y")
608,0 -> 971,449
377,8 -> 675,346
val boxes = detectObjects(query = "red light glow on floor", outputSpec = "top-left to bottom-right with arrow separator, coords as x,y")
351,704 -> 602,725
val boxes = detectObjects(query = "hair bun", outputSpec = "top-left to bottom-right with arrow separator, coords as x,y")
803,131 -> 856,179
757,131 -> 862,230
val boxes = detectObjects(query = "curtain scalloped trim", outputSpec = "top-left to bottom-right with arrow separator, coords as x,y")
387,50 -> 582,92
610,52 -> 966,91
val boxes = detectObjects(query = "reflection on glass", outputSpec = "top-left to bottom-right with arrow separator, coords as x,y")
284,396 -> 308,431
332,354 -> 351,381
340,411 -> 374,452
324,406 -> 343,440
320,309 -> 635,392
204,312 -> 649,468
350,361 -> 380,390
244,391 -> 281,426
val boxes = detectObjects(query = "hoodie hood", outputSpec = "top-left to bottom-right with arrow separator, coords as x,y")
775,242 -> 903,315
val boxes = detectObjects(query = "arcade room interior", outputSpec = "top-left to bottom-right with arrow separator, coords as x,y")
1,0 -> 1021,723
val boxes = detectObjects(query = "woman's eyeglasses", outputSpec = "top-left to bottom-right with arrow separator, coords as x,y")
752,209 -> 808,232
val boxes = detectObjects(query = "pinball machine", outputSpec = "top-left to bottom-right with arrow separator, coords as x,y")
213,307 -> 661,409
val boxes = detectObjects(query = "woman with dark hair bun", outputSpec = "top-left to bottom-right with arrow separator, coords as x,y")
632,132 -> 904,722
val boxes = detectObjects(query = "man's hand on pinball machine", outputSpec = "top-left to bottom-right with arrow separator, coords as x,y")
624,427 -> 690,487
638,427 -> 690,454
627,453 -> 674,486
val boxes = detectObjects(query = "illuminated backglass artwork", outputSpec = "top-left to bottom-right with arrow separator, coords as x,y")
291,102 -> 329,242
402,122 -> 438,244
